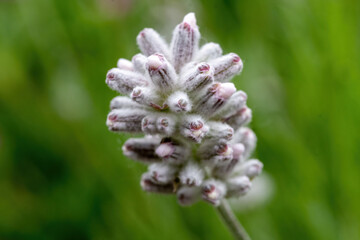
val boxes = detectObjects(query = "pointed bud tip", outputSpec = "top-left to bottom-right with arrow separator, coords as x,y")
147,54 -> 164,70
219,83 -> 236,99
183,13 -> 197,28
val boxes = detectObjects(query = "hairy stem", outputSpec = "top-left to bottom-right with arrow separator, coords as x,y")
216,199 -> 251,240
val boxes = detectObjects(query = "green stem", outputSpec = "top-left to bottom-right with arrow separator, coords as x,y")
216,199 -> 251,240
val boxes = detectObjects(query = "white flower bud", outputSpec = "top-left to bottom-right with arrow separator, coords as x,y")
148,163 -> 178,184
199,140 -> 233,165
181,62 -> 214,93
131,86 -> 165,110
132,53 -> 147,74
179,162 -> 204,186
206,121 -> 234,141
122,137 -> 161,163
224,106 -> 252,130
110,96 -> 145,110
194,82 -> 236,117
202,179 -> 227,206
180,115 -> 209,143
167,91 -> 192,113
194,42 -> 223,62
155,138 -> 189,165
105,68 -> 148,95
141,172 -> 175,194
146,54 -> 177,93
141,115 -> 158,134
213,90 -> 247,119
234,159 -> 263,179
156,115 -> 176,136
210,53 -> 243,82
226,176 -> 252,198
177,186 -> 201,206
136,28 -> 170,59
106,109 -> 147,133
213,143 -> 245,178
117,58 -> 134,71
232,127 -> 257,159
171,12 -> 200,72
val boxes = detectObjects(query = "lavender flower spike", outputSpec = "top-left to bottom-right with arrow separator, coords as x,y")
105,13 -> 264,239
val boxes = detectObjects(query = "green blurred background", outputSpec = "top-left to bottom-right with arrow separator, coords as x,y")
1,0 -> 359,239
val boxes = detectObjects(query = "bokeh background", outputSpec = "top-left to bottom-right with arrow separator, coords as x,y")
1,0 -> 359,239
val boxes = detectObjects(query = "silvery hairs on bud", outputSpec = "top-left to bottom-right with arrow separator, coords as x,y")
105,12 -> 263,209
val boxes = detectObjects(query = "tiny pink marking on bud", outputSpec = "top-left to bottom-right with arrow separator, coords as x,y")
160,118 -> 169,127
148,54 -> 164,70
182,22 -> 192,31
232,54 -> 241,63
142,118 -> 149,127
108,114 -> 117,121
198,63 -> 210,73
132,89 -> 142,97
123,143 -> 132,151
178,99 -> 187,110
139,31 -> 146,38
190,121 -> 203,130
203,184 -> 215,193
107,72 -> 115,80
216,143 -> 228,155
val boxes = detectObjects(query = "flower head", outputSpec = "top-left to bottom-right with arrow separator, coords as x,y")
105,13 -> 263,206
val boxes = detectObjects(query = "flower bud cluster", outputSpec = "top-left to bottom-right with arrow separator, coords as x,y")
105,13 -> 263,206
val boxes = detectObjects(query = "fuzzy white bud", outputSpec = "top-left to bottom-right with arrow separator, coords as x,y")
226,176 -> 252,198
146,54 -> 177,93
141,172 -> 175,194
148,163 -> 178,184
234,159 -> 263,179
171,12 -> 200,72
194,82 -> 236,117
202,179 -> 227,206
232,127 -> 257,159
224,106 -> 252,129
122,137 -> 161,163
132,53 -> 147,74
106,109 -> 147,133
167,91 -> 192,113
194,42 -> 223,62
106,68 -> 148,95
136,28 -> 170,59
181,62 -> 214,93
179,162 -> 204,187
110,96 -> 145,110
210,53 -> 243,82
180,115 -> 209,143
117,58 -> 134,71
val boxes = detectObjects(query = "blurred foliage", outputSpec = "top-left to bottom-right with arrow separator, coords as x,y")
0,0 -> 359,239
